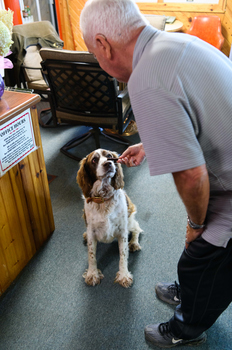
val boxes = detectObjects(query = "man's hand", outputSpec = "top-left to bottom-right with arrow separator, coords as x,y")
185,225 -> 204,249
172,164 -> 209,249
118,143 -> 146,167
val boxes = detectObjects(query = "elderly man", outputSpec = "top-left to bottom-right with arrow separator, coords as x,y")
80,0 -> 232,348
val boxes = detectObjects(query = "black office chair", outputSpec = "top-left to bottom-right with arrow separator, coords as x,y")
40,48 -> 135,161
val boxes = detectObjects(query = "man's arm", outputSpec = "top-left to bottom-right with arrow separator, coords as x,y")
172,164 -> 210,247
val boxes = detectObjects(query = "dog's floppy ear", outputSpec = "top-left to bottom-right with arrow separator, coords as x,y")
111,151 -> 124,190
112,162 -> 124,189
76,156 -> 96,198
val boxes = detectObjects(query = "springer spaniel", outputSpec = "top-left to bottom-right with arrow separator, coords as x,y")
76,148 -> 143,288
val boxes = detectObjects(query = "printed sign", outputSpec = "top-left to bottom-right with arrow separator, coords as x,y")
0,108 -> 37,177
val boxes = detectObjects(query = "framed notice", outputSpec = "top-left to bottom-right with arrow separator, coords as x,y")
0,108 -> 37,177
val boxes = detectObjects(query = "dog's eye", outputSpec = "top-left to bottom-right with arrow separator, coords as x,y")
92,157 -> 98,164
106,154 -> 113,159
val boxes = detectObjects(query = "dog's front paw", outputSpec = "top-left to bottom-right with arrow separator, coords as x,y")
82,269 -> 104,286
114,271 -> 133,288
129,241 -> 141,252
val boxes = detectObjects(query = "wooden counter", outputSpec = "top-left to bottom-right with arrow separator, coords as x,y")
0,91 -> 55,295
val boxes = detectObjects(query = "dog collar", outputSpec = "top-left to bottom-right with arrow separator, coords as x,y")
86,196 -> 113,204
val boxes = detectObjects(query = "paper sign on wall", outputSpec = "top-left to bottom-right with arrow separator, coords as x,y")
0,108 -> 37,177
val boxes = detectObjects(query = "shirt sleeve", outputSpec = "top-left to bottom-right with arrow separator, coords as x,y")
129,87 -> 206,176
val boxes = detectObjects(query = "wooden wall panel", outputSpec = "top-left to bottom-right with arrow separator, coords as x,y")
56,0 -> 75,50
222,0 -> 232,56
56,0 -> 232,56
56,0 -> 87,51
140,9 -> 230,56
68,0 -> 87,51
138,0 -> 232,57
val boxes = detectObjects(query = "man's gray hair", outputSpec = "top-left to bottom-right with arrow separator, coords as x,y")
80,0 -> 148,46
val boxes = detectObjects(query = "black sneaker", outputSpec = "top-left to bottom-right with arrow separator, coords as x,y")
144,322 -> 207,348
155,281 -> 181,305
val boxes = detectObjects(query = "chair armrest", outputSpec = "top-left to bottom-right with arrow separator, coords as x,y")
117,86 -> 128,99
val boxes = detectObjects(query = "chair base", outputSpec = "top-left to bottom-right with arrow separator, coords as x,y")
38,108 -> 70,128
60,127 -> 131,161
38,108 -> 55,127
37,90 -> 61,128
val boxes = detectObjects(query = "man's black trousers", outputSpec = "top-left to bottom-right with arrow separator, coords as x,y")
169,236 -> 232,339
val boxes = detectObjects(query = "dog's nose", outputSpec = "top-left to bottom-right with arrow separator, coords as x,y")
103,161 -> 113,170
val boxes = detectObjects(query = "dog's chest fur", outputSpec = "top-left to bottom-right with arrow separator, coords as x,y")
84,180 -> 128,243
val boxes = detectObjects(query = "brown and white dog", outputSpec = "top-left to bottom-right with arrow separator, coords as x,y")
76,148 -> 143,288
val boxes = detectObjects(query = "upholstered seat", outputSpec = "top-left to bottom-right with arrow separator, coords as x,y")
22,45 -> 49,91
6,21 -> 63,127
7,21 -> 63,88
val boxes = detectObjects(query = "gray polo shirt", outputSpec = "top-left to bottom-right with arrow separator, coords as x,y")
128,26 -> 232,247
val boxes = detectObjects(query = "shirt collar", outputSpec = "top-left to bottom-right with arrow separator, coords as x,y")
132,25 -> 159,71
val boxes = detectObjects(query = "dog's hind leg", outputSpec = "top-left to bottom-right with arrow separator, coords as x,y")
128,212 -> 143,252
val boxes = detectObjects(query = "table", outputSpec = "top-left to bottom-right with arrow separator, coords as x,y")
0,91 -> 55,295
165,20 -> 183,32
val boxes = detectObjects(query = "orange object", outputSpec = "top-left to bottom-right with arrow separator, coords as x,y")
4,0 -> 22,25
54,0 -> 63,41
187,15 -> 224,50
